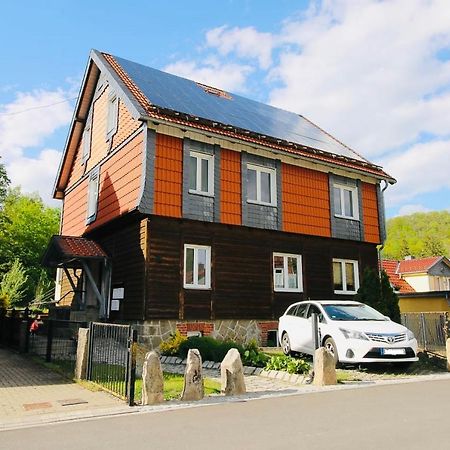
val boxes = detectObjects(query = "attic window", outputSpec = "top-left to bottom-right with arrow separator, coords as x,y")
196,82 -> 232,100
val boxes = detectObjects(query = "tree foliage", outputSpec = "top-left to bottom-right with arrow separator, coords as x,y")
354,268 -> 401,323
0,259 -> 28,308
383,211 -> 450,259
0,156 -> 10,207
0,188 -> 60,304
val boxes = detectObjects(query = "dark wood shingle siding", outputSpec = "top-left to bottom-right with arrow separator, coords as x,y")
143,216 -> 378,321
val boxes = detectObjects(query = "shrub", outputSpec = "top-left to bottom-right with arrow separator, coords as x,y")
159,330 -> 188,356
178,336 -> 244,362
242,340 -> 270,368
265,355 -> 311,374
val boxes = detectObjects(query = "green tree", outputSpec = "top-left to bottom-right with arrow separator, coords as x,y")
0,188 -> 60,303
0,156 -> 10,207
0,259 -> 28,308
383,211 -> 450,259
380,270 -> 400,323
354,268 -> 401,322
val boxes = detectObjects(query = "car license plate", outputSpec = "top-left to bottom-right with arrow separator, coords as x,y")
382,348 -> 406,355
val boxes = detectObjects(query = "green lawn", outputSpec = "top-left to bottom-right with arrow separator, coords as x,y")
134,373 -> 221,401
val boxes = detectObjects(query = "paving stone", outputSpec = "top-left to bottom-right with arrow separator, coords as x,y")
244,366 -> 255,375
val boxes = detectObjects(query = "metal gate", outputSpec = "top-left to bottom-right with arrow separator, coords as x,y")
87,322 -> 137,405
401,312 -> 448,354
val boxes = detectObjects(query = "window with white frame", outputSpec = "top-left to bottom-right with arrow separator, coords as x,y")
82,122 -> 91,164
247,164 -> 276,206
106,94 -> 118,139
189,152 -> 214,195
86,167 -> 100,223
184,244 -> 211,289
333,183 -> 359,220
333,258 -> 359,294
273,253 -> 303,292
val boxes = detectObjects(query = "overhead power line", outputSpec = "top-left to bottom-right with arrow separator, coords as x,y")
0,97 -> 78,116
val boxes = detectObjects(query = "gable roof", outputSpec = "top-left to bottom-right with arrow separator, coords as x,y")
397,256 -> 445,274
381,260 -> 415,293
53,49 -> 395,198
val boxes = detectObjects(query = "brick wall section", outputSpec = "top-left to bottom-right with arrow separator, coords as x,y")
61,180 -> 88,235
282,163 -> 331,237
93,133 -> 143,228
220,148 -> 241,225
61,133 -> 143,235
258,321 -> 279,346
176,322 -> 215,336
154,133 -> 183,218
362,182 -> 380,243
67,82 -> 141,190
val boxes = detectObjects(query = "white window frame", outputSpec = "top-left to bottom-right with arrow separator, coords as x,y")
82,122 -> 91,164
106,94 -> 118,140
189,151 -> 214,196
247,163 -> 277,206
273,253 -> 303,292
333,183 -> 359,220
333,258 -> 359,295
86,167 -> 100,224
183,244 -> 211,290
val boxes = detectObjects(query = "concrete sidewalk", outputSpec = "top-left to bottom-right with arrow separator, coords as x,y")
0,348 -> 127,430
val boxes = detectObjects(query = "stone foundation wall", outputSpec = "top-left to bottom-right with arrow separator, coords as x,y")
133,319 -> 280,351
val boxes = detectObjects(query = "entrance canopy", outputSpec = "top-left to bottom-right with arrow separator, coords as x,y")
42,235 -> 110,319
43,235 -> 108,268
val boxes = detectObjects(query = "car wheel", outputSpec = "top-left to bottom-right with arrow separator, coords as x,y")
281,332 -> 291,356
323,337 -> 338,365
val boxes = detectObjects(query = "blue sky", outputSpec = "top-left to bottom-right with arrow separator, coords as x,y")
1,0 -> 449,218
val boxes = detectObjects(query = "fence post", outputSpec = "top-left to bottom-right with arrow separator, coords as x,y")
420,313 -> 427,352
46,320 -> 53,362
127,328 -> 137,406
445,312 -> 449,340
86,322 -> 94,380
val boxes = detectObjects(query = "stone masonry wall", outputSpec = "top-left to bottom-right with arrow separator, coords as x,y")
133,319 -> 280,351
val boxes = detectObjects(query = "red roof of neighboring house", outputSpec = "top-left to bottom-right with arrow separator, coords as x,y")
381,260 -> 416,293
397,256 -> 441,274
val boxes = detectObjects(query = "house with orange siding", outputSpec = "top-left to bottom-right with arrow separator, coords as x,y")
43,50 -> 395,347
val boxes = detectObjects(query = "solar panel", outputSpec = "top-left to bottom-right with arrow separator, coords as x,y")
113,55 -> 366,162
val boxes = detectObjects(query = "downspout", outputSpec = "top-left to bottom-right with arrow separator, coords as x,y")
378,179 -> 389,277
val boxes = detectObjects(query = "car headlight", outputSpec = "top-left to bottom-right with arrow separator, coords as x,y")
340,328 -> 369,340
406,329 -> 415,341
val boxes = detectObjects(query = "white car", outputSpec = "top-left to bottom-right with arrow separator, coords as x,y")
278,300 -> 418,364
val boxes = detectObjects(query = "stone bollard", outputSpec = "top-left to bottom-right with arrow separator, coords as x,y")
221,348 -> 246,395
446,338 -> 450,372
141,351 -> 164,405
181,349 -> 204,401
313,347 -> 337,386
74,328 -> 89,380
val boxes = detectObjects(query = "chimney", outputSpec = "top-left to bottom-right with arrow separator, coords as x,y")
404,255 -> 414,260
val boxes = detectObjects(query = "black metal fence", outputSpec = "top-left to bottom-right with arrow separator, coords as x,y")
87,322 -> 137,405
28,319 -> 87,374
0,309 -> 31,351
401,312 -> 448,354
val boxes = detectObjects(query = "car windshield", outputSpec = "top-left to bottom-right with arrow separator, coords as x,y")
322,304 -> 388,321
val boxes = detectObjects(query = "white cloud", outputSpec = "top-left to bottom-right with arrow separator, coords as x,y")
0,89 -> 72,164
205,26 -> 275,69
164,57 -> 254,92
397,204 -> 431,216
6,149 -> 62,206
0,88 -> 73,205
269,0 -> 450,157
383,139 -> 450,205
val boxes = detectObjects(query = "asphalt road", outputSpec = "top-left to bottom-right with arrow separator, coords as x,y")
2,378 -> 450,450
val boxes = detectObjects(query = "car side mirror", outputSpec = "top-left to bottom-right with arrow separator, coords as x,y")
384,316 -> 391,321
